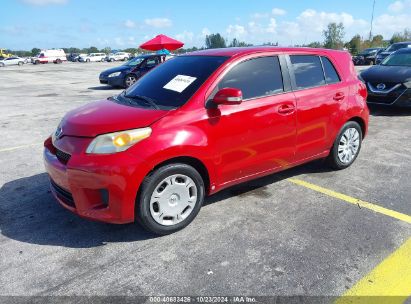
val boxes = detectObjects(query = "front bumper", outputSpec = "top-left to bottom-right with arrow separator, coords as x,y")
366,83 -> 411,107
99,74 -> 109,84
43,136 -> 148,224
107,75 -> 125,88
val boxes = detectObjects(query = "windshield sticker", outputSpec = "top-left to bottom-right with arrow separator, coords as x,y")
163,75 -> 197,93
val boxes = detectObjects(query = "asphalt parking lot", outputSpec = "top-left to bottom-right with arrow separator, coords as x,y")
0,62 -> 410,300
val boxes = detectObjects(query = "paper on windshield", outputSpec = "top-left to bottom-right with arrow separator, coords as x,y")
163,75 -> 197,93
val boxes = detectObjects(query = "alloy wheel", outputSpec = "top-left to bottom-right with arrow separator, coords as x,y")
338,127 -> 360,164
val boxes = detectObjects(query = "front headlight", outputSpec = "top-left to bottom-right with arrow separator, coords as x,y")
86,127 -> 152,154
108,72 -> 121,78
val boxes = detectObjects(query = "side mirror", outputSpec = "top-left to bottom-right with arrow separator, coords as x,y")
213,88 -> 243,106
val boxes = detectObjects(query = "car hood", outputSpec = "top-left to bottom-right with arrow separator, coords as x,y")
378,52 -> 391,56
361,65 -> 411,83
100,65 -> 130,75
60,99 -> 169,137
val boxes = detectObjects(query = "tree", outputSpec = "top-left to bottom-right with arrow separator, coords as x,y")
31,48 -> 41,56
323,22 -> 345,49
306,41 -> 323,48
346,34 -> 362,55
205,33 -> 226,49
88,46 -> 99,53
228,38 -> 252,47
100,47 -> 112,54
390,29 -> 411,44
370,35 -> 384,47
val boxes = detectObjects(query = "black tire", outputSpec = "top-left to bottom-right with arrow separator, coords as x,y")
86,59 -> 90,63
35,60 -> 40,65
124,74 -> 137,88
327,121 -> 363,170
0,63 -> 4,67
18,61 -> 23,66
136,163 -> 205,235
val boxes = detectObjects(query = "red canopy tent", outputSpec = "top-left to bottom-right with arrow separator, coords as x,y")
140,34 -> 184,51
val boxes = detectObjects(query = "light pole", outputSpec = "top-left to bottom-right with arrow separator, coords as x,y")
369,0 -> 376,41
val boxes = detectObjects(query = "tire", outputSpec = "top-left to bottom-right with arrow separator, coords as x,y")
0,63 -> 4,67
110,58 -> 115,62
326,121 -> 362,170
86,59 -> 90,63
35,60 -> 40,65
18,61 -> 23,66
136,163 -> 205,235
368,60 -> 374,66
55,59 -> 62,64
124,74 -> 137,88
101,58 -> 105,62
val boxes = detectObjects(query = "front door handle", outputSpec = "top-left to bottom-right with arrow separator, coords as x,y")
278,104 -> 295,115
333,92 -> 345,101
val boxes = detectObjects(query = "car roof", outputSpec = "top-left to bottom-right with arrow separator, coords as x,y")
185,46 -> 347,58
393,41 -> 411,45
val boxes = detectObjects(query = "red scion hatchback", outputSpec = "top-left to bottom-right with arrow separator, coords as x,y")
44,47 -> 369,235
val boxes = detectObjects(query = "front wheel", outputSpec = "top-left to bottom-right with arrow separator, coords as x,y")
124,74 -> 137,88
327,121 -> 362,170
137,163 -> 205,235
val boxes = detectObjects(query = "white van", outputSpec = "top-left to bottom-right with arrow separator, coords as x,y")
33,49 -> 67,64
79,53 -> 106,62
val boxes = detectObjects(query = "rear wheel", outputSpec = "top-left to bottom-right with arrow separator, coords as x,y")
124,74 -> 137,88
136,163 -> 205,235
327,121 -> 362,170
86,59 -> 90,63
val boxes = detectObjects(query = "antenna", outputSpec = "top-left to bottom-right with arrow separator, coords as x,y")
369,0 -> 376,40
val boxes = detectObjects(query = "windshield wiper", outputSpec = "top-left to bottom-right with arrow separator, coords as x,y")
123,94 -> 160,110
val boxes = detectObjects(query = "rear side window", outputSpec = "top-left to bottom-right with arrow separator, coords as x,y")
290,55 -> 325,89
321,56 -> 340,84
218,56 -> 284,100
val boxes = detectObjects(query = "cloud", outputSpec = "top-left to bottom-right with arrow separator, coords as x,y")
272,8 -> 286,16
266,18 -> 277,33
144,18 -> 173,28
388,0 -> 411,12
176,31 -> 194,43
251,12 -> 269,19
124,20 -> 136,29
21,0 -> 68,5
226,24 -> 247,37
201,28 -> 211,37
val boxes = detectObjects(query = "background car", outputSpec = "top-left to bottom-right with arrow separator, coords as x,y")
376,41 -> 411,64
99,54 -> 167,88
360,48 -> 411,107
79,53 -> 107,62
0,56 -> 25,67
353,47 -> 385,65
106,52 -> 130,62
32,49 -> 67,64
67,53 -> 81,62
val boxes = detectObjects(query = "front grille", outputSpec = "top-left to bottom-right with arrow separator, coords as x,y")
369,82 -> 400,91
50,179 -> 75,208
56,149 -> 71,164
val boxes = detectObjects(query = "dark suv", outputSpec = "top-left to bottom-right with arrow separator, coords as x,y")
353,48 -> 385,65
99,54 -> 166,88
376,42 -> 411,64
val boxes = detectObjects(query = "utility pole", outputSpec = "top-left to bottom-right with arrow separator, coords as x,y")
369,0 -> 376,41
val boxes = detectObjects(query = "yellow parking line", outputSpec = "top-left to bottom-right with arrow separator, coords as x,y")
0,143 -> 40,153
335,237 -> 411,303
287,178 -> 411,224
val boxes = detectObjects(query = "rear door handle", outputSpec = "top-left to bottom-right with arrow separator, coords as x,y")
333,92 -> 345,101
278,104 -> 295,115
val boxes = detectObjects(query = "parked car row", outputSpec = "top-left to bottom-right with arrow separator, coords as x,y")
67,52 -> 131,63
353,41 -> 411,66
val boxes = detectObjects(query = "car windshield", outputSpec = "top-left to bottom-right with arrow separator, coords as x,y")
118,56 -> 229,110
124,56 -> 145,67
381,53 -> 411,66
385,44 -> 410,52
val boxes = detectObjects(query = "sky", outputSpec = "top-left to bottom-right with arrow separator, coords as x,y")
1,0 -> 410,50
